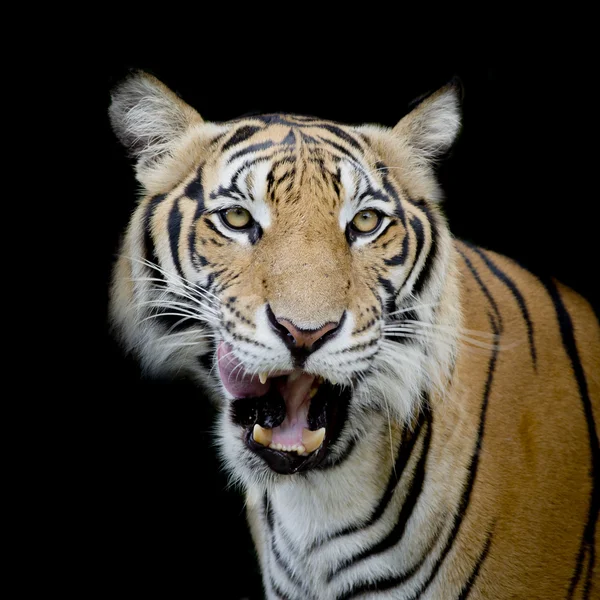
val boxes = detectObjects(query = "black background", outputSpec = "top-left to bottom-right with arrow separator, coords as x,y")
95,49 -> 598,599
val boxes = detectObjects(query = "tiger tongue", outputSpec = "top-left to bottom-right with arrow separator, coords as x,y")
271,372 -> 316,447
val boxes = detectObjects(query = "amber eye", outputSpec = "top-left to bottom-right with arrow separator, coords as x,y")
351,210 -> 381,234
221,207 -> 253,229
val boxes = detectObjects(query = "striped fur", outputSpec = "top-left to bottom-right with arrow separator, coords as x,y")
109,72 -> 599,598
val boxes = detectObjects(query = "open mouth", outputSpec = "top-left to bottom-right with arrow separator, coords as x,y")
218,342 -> 351,474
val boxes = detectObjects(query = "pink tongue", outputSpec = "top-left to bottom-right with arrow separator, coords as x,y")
217,342 -> 270,398
217,342 -> 316,447
272,373 -> 316,447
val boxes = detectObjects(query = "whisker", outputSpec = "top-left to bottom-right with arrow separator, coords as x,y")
383,326 -> 503,351
154,330 -> 218,343
140,312 -> 219,327
125,255 -> 222,303
378,341 -> 428,372
400,319 -> 499,340
137,297 -> 220,318
131,278 -> 220,314
209,348 -> 240,377
385,302 -> 440,318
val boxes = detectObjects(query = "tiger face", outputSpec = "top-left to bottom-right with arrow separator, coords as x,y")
109,73 -> 461,485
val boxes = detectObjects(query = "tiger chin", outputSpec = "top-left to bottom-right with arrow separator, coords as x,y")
108,72 -> 599,599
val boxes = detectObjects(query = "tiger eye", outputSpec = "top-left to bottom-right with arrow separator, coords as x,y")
223,207 -> 252,229
352,210 -> 380,233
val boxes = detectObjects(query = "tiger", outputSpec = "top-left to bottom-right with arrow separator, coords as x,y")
108,71 -> 599,599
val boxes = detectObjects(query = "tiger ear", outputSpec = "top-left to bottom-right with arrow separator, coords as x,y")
393,80 -> 462,160
109,71 -> 203,185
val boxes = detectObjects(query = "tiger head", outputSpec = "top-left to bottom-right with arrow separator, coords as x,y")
109,72 -> 462,486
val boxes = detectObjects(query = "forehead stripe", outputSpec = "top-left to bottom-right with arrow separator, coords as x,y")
221,125 -> 262,152
318,124 -> 364,151
227,140 -> 274,164
281,129 -> 296,145
315,135 -> 361,162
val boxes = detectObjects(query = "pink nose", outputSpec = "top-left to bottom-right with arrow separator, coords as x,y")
276,318 -> 339,349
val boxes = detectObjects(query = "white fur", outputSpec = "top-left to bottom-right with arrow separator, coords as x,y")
394,86 -> 461,161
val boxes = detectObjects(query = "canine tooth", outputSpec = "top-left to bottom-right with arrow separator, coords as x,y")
296,445 -> 306,455
253,424 -> 273,447
308,387 -> 318,399
302,427 -> 326,453
317,376 -> 324,384
259,372 -> 268,384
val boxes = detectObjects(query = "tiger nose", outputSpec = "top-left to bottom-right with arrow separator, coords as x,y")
266,305 -> 343,352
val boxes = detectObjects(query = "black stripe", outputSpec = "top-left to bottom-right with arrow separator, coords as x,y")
270,577 -> 291,600
456,531 -> 493,600
399,215 -> 425,297
314,134 -> 361,162
263,499 -> 289,600
335,522 -> 445,600
541,278 -> 598,600
221,125 -> 261,152
310,412 -> 426,552
412,203 -> 438,297
228,140 -> 274,163
185,164 -> 205,207
143,193 -> 167,273
377,162 -> 407,227
281,129 -> 296,145
207,132 -> 226,148
384,234 -> 409,266
255,114 -> 300,127
300,131 -> 320,144
264,497 -> 314,600
187,165 -> 205,269
264,494 -> 274,531
328,412 -> 432,583
380,313 -> 497,600
318,124 -> 364,151
457,249 -> 502,327
342,252 -> 500,599
464,242 -> 537,369
270,540 -> 310,600
203,217 -> 229,240
167,198 -> 185,279
378,276 -> 398,318
318,435 -> 358,472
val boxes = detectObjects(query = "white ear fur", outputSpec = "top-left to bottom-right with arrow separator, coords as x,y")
109,71 -> 203,170
393,81 -> 462,160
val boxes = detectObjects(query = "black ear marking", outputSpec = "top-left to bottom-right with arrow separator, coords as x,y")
408,76 -> 464,112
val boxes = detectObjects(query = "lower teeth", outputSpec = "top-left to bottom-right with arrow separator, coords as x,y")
267,443 -> 307,455
253,425 -> 326,454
